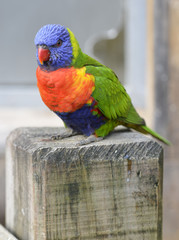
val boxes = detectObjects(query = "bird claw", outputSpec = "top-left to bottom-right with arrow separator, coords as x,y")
51,135 -> 62,140
50,129 -> 79,141
76,135 -> 104,146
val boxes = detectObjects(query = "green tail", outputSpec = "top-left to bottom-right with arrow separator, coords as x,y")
141,125 -> 171,145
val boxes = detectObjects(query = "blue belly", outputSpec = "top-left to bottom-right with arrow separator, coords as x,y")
54,104 -> 105,136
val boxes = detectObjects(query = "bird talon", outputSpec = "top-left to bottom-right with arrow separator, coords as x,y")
51,135 -> 62,140
50,129 -> 80,141
76,136 -> 104,146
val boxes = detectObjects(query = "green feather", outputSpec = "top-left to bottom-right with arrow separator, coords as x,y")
140,126 -> 171,145
85,64 -> 144,124
69,41 -> 170,145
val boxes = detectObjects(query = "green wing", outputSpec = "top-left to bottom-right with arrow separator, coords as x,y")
85,62 -> 145,126
74,53 -> 170,144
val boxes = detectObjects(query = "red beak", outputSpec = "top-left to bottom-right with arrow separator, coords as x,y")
38,47 -> 50,65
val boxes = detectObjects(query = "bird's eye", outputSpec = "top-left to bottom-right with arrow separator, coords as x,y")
52,39 -> 63,48
56,39 -> 63,47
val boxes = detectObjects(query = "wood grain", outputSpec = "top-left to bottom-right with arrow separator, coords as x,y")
6,127 -> 163,240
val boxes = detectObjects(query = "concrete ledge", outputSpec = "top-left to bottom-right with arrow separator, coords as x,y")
0,225 -> 18,240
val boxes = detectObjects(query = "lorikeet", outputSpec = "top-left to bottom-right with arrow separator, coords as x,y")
34,24 -> 170,145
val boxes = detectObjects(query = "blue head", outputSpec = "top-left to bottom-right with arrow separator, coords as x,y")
34,24 -> 79,71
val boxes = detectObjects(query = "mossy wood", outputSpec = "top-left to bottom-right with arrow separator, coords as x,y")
6,127 -> 163,240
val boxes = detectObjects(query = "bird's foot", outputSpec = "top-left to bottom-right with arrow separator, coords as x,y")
76,135 -> 104,146
51,129 -> 79,140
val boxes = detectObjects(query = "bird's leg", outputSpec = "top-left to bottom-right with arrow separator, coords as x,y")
77,135 -> 104,146
51,128 -> 80,140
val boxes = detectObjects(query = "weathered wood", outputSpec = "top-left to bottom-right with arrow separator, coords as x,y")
164,2 -> 179,240
6,127 -> 163,240
154,0 -> 169,138
0,224 -> 19,240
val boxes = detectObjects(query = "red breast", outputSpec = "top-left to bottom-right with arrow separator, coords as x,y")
36,66 -> 95,112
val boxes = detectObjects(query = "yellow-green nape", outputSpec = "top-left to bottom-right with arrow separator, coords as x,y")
67,28 -> 80,65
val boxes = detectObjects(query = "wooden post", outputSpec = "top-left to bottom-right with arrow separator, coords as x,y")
154,0 -> 169,138
6,127 -> 163,240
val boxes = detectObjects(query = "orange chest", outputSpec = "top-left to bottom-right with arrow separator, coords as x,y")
36,66 -> 95,112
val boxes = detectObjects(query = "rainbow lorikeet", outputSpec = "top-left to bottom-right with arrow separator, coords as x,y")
34,24 -> 170,145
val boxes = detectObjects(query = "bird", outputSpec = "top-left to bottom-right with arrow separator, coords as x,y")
34,24 -> 170,145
